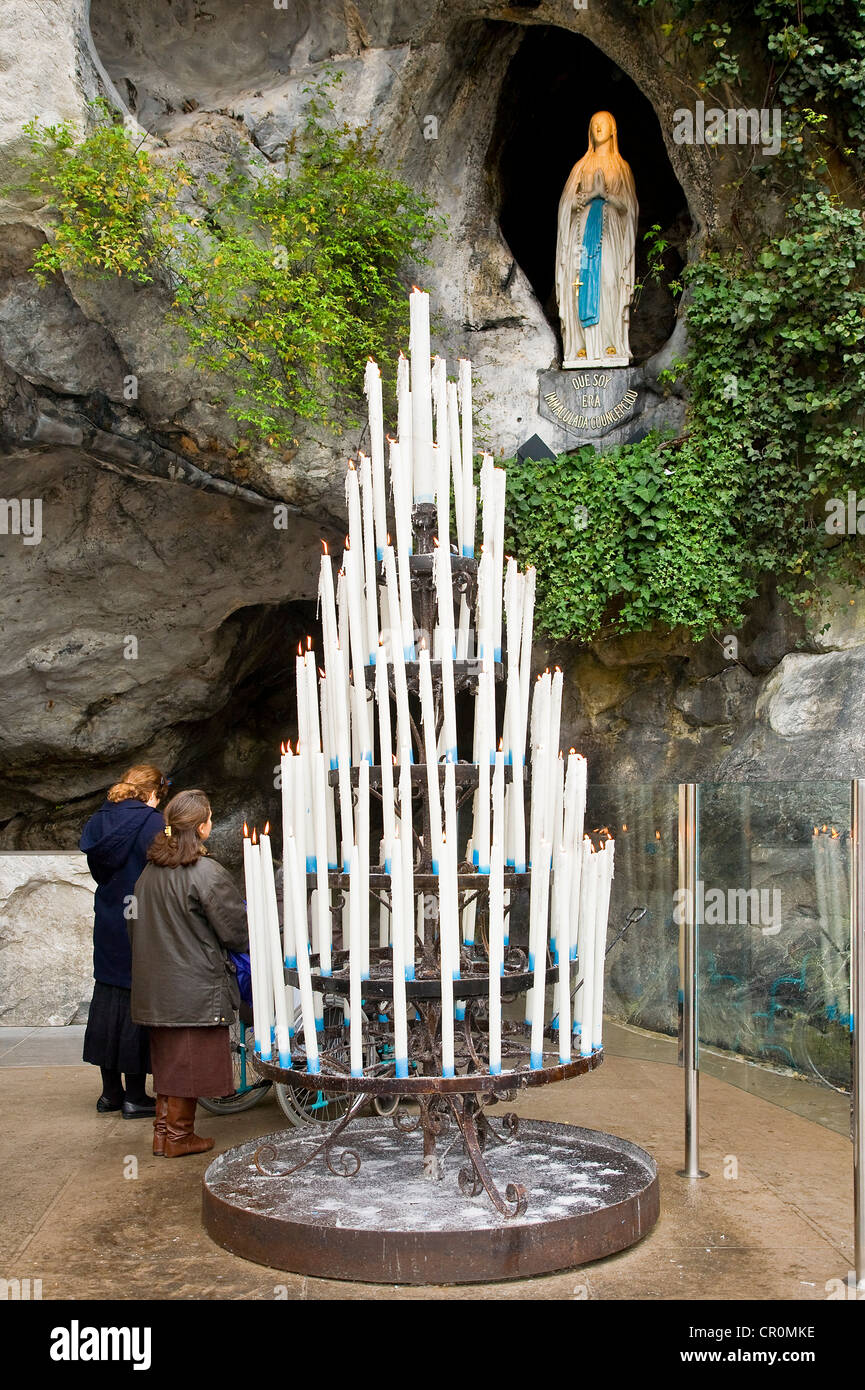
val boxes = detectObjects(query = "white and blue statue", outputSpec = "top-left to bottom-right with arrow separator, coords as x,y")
555,111 -> 638,369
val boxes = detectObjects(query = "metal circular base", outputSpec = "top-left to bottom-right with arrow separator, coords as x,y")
676,1169 -> 710,1179
252,1047 -> 603,1096
202,1118 -> 660,1285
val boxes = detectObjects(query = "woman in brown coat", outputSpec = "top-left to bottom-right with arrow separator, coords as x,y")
130,790 -> 248,1158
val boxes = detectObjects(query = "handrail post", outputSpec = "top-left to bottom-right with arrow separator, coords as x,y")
850,781 -> 865,1291
677,782 -> 708,1180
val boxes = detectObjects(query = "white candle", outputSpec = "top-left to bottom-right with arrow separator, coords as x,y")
389,835 -> 409,1079
418,645 -> 443,872
492,468 -> 506,660
259,829 -> 292,1066
530,739 -> 549,871
576,838 -> 598,1056
447,379 -> 464,553
519,567 -> 536,759
564,753 -> 587,961
440,637 -> 458,769
321,685 -> 338,870
243,829 -> 272,1059
348,843 -> 363,1078
311,749 -> 332,975
359,452 -> 379,664
344,545 -> 369,707
476,546 -> 493,662
488,837 -> 504,1074
345,464 -> 367,656
398,748 -> 415,979
279,744 -> 296,966
435,537 -> 456,660
555,845 -> 572,1063
364,360 -> 387,560
592,839 -> 614,1052
331,644 -> 353,871
529,839 -> 552,1069
410,288 -> 434,503
440,830 -> 456,1078
492,748 -> 505,855
397,353 -> 412,501
304,644 -> 321,754
457,591 -> 471,659
357,758 -> 370,980
458,359 -> 474,556
344,547 -> 373,761
292,747 -> 308,891
375,648 -> 397,852
319,545 -> 339,658
286,831 -> 319,1073
474,656 -> 493,874
548,753 -> 565,957
383,543 -> 413,754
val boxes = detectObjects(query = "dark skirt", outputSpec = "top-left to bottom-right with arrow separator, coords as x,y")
83,982 -> 151,1074
149,1026 -> 233,1099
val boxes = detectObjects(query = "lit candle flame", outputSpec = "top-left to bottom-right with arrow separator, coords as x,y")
251,828 -> 258,845
263,821 -> 270,836
243,822 -> 249,838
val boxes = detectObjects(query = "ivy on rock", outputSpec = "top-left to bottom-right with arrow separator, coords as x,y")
12,79 -> 442,445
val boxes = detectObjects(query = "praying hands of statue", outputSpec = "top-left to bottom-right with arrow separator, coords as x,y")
589,166 -> 628,217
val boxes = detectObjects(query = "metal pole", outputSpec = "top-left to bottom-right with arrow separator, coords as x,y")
850,781 -> 865,1291
677,782 -> 708,1179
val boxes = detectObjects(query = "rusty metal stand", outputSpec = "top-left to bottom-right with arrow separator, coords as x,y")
202,499 -> 660,1283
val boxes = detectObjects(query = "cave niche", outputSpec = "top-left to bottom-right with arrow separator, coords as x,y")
489,24 -> 692,364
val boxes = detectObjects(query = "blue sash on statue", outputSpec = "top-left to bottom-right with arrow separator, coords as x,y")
578,197 -> 604,329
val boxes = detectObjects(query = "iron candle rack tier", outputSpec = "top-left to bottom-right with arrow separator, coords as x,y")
250,500 -> 605,1219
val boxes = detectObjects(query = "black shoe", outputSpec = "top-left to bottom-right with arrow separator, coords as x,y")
96,1095 -> 122,1113
122,1097 -> 156,1119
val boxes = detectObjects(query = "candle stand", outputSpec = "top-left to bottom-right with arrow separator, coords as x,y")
203,499 -> 659,1285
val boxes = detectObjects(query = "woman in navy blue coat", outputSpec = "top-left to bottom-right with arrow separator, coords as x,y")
80,765 -> 167,1117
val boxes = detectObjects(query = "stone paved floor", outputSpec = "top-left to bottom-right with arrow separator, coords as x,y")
0,1023 -> 853,1301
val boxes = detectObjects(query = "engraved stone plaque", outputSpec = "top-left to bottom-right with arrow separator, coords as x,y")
538,365 -> 645,445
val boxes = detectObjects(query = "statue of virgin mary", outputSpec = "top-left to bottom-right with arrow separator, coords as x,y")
555,111 -> 638,368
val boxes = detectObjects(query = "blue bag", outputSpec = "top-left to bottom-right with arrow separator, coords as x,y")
229,950 -> 253,1006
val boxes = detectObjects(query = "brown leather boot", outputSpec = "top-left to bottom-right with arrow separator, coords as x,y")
152,1094 -> 169,1157
163,1096 -> 214,1158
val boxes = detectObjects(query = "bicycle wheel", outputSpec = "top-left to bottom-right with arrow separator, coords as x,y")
274,1000 -> 366,1127
198,1016 -> 272,1115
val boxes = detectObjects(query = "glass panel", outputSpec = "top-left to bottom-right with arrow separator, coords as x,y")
587,783 -> 680,1065
697,782 -> 851,1136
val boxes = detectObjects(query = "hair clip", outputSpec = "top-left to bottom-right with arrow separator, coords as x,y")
164,825 -> 172,837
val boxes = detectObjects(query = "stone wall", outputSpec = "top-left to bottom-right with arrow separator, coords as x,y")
0,853 -> 95,1025
1,0 -> 863,877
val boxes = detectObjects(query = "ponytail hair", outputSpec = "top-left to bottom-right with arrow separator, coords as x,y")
107,764 -> 167,804
147,790 -> 212,868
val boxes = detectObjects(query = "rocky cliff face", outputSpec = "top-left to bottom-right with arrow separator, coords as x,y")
0,0 -> 860,855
